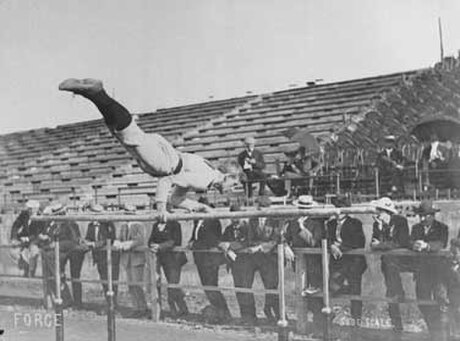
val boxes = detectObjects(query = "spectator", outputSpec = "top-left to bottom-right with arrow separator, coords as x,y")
327,196 -> 367,325
370,197 -> 410,333
278,147 -> 322,195
410,200 -> 448,336
246,196 -> 282,323
421,133 -> 453,189
376,135 -> 405,195
437,237 -> 460,339
219,204 -> 253,324
115,204 -> 150,319
40,203 -> 77,308
149,218 -> 189,318
9,200 -> 43,277
237,136 -> 267,198
84,204 -> 120,311
284,195 -> 325,331
189,199 -> 231,322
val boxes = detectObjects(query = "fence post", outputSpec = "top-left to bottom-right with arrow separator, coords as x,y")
106,240 -> 116,341
277,243 -> 289,341
374,168 -> 380,198
148,250 -> 160,322
336,173 -> 341,195
295,251 -> 308,334
117,188 -> 122,208
54,240 -> 64,341
41,251 -> 51,309
321,239 -> 332,341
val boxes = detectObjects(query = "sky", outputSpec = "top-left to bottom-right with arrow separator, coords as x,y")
1,0 -> 460,134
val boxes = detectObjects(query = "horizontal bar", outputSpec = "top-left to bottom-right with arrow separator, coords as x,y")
31,206 -> 378,222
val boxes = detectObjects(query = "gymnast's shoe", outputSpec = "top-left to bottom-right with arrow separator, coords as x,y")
58,78 -> 103,96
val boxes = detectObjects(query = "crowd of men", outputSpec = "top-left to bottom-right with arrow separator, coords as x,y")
8,195 -> 460,339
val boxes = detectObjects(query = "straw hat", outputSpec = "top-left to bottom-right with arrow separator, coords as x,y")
25,200 -> 40,209
371,197 -> 398,215
293,195 -> 318,209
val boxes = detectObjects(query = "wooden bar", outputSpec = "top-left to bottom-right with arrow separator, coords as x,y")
32,206 -> 378,222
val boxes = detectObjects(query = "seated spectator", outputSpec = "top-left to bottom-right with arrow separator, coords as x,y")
277,147 -> 322,195
421,133 -> 453,189
327,196 -> 367,325
149,218 -> 189,318
237,136 -> 267,199
376,135 -> 405,195
370,197 -> 410,333
284,195 -> 325,331
115,204 -> 150,319
247,196 -> 283,323
9,200 -> 43,277
84,204 -> 120,311
219,205 -> 253,324
189,199 -> 231,323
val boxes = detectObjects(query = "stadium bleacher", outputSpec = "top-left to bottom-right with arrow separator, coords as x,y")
1,57 -> 460,210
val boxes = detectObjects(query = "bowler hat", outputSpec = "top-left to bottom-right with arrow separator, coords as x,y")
331,195 -> 352,208
413,200 -> 440,215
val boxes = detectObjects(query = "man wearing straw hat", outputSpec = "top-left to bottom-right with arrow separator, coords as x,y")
284,195 -> 326,331
370,197 -> 410,333
40,203 -> 75,308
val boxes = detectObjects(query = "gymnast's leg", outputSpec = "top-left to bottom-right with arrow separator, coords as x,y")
59,78 -> 131,132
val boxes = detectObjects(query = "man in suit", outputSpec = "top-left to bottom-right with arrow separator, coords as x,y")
115,205 -> 150,318
421,133 -> 453,190
327,196 -> 367,324
40,203 -> 79,308
370,197 -> 410,332
58,78 -> 241,218
84,204 -> 120,309
218,204 -> 253,323
149,218 -> 188,318
284,195 -> 325,329
237,136 -> 267,198
9,200 -> 44,277
245,196 -> 282,323
410,200 -> 448,336
189,199 -> 230,321
376,135 -> 405,195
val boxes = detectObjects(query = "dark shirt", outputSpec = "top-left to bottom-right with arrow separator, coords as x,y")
371,214 -> 410,250
10,210 -> 45,242
285,217 -> 325,248
190,219 -> 222,250
221,221 -> 250,251
410,219 -> 449,252
85,221 -> 117,263
149,221 -> 182,248
237,149 -> 265,172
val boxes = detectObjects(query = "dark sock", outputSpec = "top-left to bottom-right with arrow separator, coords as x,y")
83,90 -> 132,131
